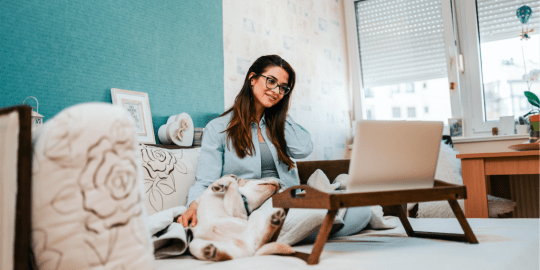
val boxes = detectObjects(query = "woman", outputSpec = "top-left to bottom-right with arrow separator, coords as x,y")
180,54 -> 311,227
180,55 -> 370,239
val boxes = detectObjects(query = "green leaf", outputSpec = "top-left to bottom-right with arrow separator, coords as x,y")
524,91 -> 540,108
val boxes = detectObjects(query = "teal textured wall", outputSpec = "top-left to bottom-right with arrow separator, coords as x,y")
1,0 -> 224,141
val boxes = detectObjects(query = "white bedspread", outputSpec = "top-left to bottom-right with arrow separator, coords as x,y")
153,218 -> 539,270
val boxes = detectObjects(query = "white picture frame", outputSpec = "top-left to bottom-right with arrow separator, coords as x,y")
499,116 -> 515,136
111,88 -> 156,144
448,117 -> 463,137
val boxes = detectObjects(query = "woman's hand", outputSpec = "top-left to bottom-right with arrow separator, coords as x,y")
178,201 -> 198,227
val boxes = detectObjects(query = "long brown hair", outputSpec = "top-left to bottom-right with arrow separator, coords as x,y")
221,55 -> 296,170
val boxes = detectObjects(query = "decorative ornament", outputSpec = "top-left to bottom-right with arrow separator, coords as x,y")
519,28 -> 535,40
176,118 -> 190,141
158,113 -> 194,146
516,5 -> 534,40
22,96 -> 44,127
517,5 -> 532,24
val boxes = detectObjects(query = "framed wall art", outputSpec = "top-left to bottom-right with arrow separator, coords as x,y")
448,117 -> 463,138
111,88 -> 156,144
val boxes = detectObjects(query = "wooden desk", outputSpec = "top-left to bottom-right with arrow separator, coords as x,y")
456,150 -> 539,218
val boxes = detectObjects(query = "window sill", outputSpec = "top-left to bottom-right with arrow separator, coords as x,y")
346,134 -> 529,149
452,134 -> 529,144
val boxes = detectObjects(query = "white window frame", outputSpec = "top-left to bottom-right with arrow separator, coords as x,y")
454,0 -> 506,135
344,0 -> 505,137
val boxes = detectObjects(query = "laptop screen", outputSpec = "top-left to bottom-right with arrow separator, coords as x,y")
347,120 -> 443,192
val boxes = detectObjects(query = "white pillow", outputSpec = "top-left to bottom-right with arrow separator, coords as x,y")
434,141 -> 463,185
412,142 -> 516,218
416,196 -> 516,218
140,146 -> 200,215
32,103 -> 154,269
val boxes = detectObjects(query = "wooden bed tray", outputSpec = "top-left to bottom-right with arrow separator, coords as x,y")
271,180 -> 479,265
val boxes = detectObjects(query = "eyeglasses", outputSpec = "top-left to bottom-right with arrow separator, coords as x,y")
257,74 -> 291,95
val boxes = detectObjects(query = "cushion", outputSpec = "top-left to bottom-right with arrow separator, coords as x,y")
415,196 -> 516,218
411,141 -> 516,218
434,140 -> 462,185
32,103 -> 154,269
140,145 -> 200,215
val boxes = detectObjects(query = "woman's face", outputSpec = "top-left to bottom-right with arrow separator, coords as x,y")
250,66 -> 289,110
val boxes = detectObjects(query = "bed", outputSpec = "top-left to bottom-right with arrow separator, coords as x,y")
154,218 -> 539,270
154,159 -> 539,270
23,103 -> 539,270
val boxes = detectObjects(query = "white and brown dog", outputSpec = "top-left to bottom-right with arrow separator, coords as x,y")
189,175 -> 294,261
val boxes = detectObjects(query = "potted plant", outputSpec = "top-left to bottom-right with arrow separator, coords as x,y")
523,91 -> 539,143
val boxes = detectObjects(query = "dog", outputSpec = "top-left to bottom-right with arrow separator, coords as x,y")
188,175 -> 294,261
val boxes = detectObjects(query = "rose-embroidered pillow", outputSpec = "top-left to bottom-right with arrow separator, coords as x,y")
140,145 -> 200,215
32,103 -> 154,269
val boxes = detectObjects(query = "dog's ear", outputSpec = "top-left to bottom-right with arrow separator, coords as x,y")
238,178 -> 247,187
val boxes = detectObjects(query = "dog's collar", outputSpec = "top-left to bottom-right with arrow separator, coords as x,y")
241,194 -> 250,216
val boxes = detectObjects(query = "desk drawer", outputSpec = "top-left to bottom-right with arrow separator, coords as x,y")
485,156 -> 539,175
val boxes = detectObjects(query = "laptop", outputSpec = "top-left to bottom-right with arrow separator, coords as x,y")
347,120 -> 443,193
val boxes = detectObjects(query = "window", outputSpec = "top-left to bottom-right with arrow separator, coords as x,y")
405,83 -> 415,93
520,96 -> 530,110
476,0 -> 539,122
392,107 -> 401,118
408,107 -> 416,118
454,0 -> 539,134
344,0 -> 539,137
345,0 -> 456,124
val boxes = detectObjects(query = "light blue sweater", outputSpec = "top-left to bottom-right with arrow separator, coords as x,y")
186,112 -> 313,206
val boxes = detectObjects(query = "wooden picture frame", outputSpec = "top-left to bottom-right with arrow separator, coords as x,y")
448,117 -> 463,137
111,88 -> 156,144
0,105 -> 32,270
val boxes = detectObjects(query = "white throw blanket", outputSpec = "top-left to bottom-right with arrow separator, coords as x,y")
148,206 -> 189,259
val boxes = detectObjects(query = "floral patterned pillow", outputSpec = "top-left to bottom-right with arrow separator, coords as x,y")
140,145 -> 200,215
32,103 -> 154,269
